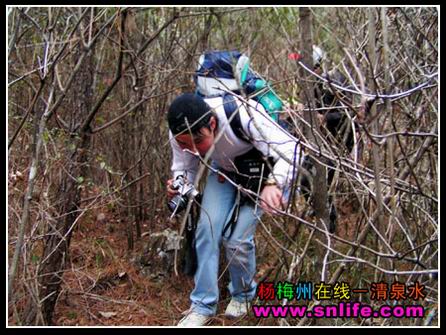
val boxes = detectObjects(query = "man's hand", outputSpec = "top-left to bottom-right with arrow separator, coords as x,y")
167,178 -> 179,200
260,185 -> 287,214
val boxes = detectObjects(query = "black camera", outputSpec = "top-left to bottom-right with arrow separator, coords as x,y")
168,175 -> 199,215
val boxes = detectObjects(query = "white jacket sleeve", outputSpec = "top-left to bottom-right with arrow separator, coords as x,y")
169,131 -> 199,184
238,100 -> 301,189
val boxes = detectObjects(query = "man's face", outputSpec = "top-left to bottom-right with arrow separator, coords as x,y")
175,117 -> 216,156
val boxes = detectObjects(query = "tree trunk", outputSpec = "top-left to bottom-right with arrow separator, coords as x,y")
298,7 -> 330,228
36,134 -> 90,324
368,8 -> 384,220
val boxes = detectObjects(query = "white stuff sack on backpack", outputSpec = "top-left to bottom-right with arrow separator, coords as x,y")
194,51 -> 250,97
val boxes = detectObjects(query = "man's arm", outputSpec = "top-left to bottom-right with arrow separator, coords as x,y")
238,100 -> 301,213
238,100 -> 301,190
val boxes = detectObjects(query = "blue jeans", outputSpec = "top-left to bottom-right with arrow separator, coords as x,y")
190,170 -> 263,316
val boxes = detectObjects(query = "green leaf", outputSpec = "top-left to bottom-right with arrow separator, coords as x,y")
42,130 -> 50,143
67,311 -> 77,319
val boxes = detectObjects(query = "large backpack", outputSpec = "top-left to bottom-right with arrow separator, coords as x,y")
194,50 -> 283,142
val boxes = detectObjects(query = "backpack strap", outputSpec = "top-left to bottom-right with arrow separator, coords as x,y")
222,93 -> 251,143
222,188 -> 242,239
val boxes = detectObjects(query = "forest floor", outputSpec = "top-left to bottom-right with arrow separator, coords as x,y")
49,207 -> 280,327
9,195 -> 359,327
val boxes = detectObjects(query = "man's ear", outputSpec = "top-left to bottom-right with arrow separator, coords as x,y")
209,116 -> 217,131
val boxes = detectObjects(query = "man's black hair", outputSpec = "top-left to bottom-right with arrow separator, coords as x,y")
167,93 -> 213,135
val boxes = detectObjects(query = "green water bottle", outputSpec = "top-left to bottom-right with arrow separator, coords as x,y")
252,79 -> 283,122
236,55 -> 283,122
